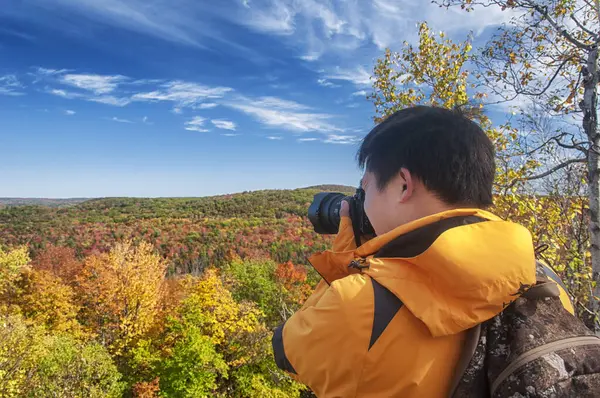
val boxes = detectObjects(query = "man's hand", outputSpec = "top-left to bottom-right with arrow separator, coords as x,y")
340,199 -> 350,218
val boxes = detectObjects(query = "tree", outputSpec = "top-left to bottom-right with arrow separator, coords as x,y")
0,245 -> 30,298
0,311 -> 123,397
16,269 -> 84,337
30,244 -> 82,286
438,0 -> 600,329
368,21 -> 530,194
77,239 -> 167,358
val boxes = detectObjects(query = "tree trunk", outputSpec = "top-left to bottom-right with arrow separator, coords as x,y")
583,45 -> 600,332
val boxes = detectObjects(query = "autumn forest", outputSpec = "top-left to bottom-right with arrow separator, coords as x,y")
0,187 -> 351,397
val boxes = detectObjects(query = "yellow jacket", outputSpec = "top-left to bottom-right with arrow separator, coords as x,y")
272,208 -> 574,397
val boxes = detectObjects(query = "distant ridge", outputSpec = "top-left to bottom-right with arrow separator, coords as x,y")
0,198 -> 91,208
302,184 -> 356,193
0,185 -> 356,207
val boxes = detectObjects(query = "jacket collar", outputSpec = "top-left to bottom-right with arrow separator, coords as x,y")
308,208 -> 501,284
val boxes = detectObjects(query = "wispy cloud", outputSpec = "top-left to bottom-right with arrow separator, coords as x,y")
0,75 -> 25,96
88,95 -> 131,107
352,90 -> 367,97
132,81 -> 233,109
30,67 -> 71,82
225,95 -> 343,133
325,66 -> 372,88
222,133 -> 240,137
238,0 -> 295,36
324,134 -> 361,145
60,73 -> 127,94
196,102 -> 219,109
211,119 -> 236,131
298,137 -> 318,142
64,109 -> 76,115
110,116 -> 134,123
266,136 -> 283,140
47,88 -> 83,99
142,116 -> 153,125
317,78 -> 340,88
299,53 -> 320,62
184,116 -> 209,132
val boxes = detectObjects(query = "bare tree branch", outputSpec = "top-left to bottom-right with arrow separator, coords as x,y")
528,2 -> 591,49
523,158 -> 587,181
571,13 -> 598,39
516,56 -> 575,96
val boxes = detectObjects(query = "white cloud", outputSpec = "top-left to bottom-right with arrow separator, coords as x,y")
211,119 -> 237,131
352,90 -> 367,96
64,109 -> 76,115
325,66 -> 372,88
30,67 -> 71,83
47,88 -> 82,99
46,85 -> 129,106
238,0 -> 295,35
88,95 -> 131,107
222,133 -> 240,136
172,107 -> 183,114
132,80 -> 233,109
142,116 -> 154,125
298,137 -> 318,142
34,67 -> 70,76
249,96 -> 310,110
299,53 -> 320,62
267,136 -> 283,140
196,102 -> 219,109
6,1 -> 516,73
60,73 -> 127,94
225,95 -> 343,133
0,75 -> 24,96
317,78 -> 340,88
111,116 -> 134,123
324,134 -> 361,145
184,116 -> 209,132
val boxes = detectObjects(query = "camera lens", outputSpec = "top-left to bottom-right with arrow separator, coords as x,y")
307,192 -> 346,234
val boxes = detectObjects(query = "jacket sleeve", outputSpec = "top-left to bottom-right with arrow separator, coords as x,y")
272,281 -> 360,397
295,216 -> 362,308
270,215 -> 367,394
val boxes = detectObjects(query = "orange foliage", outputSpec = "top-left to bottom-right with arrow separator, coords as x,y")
275,261 -> 312,304
31,244 -> 82,285
132,377 -> 160,398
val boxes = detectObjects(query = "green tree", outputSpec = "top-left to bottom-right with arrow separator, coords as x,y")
0,311 -> 123,398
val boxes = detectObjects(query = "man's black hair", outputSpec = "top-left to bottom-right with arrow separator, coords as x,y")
356,105 -> 495,208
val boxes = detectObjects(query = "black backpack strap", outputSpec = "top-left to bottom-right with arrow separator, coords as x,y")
448,324 -> 482,398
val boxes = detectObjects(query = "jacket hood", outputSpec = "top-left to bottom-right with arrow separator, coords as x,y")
308,208 -> 537,337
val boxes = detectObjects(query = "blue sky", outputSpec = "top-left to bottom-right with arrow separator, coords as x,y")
0,0 -> 514,198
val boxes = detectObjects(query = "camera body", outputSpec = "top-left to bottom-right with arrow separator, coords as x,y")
307,187 -> 375,238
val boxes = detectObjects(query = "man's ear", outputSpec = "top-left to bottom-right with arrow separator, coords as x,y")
398,168 -> 414,203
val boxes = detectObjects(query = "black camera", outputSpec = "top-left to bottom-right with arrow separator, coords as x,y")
308,187 -> 375,244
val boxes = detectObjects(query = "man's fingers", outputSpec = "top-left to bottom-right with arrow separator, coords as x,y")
340,200 -> 350,217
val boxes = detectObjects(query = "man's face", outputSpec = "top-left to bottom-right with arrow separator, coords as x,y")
362,169 -> 415,236
362,171 -> 397,236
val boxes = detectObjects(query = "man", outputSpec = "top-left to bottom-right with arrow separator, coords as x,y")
272,106 -> 573,397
